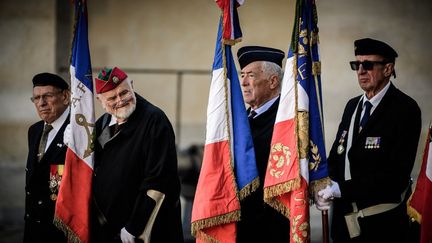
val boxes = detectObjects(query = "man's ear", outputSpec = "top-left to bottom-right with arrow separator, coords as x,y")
269,75 -> 280,89
62,90 -> 71,105
384,63 -> 394,78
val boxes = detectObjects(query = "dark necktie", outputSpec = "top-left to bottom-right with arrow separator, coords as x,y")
38,124 -> 53,162
110,123 -> 122,137
248,110 -> 257,122
359,101 -> 372,133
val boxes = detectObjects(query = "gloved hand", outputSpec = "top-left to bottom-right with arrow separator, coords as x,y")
315,191 -> 332,211
120,227 -> 135,243
63,124 -> 72,146
318,180 -> 341,200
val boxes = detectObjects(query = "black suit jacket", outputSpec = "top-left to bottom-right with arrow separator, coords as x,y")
327,83 -> 421,242
24,116 -> 69,243
237,97 -> 290,243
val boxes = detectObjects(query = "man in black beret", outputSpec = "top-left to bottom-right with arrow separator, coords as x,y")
236,46 -> 290,242
315,38 -> 422,242
24,73 -> 70,242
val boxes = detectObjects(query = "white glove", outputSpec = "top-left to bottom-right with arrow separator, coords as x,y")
63,124 -> 72,146
318,180 -> 341,200
315,192 -> 332,211
120,227 -> 135,243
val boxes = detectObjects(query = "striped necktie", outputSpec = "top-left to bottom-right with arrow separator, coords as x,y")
38,124 -> 53,162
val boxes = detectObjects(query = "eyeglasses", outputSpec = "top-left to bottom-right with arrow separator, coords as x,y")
349,60 -> 388,71
104,89 -> 133,107
30,91 -> 62,103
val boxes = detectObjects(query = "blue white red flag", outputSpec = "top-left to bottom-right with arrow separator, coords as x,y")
408,123 -> 432,243
263,0 -> 329,242
191,1 -> 258,242
54,1 -> 94,242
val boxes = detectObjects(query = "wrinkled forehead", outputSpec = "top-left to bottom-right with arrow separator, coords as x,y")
241,61 -> 263,73
100,79 -> 132,98
355,54 -> 385,61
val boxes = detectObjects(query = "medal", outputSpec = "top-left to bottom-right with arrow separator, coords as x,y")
365,137 -> 381,149
337,144 -> 345,155
49,164 -> 64,201
337,130 -> 348,155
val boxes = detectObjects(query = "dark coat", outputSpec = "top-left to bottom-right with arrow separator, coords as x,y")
237,97 -> 290,243
24,117 -> 69,243
327,83 -> 421,242
92,94 -> 184,243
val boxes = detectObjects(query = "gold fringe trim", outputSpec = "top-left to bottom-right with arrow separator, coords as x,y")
222,38 -> 242,46
309,176 -> 331,195
263,177 -> 301,199
191,210 -> 241,242
53,216 -> 82,243
238,177 -> 260,201
265,198 -> 291,219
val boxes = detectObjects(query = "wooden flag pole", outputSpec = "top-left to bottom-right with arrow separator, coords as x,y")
322,210 -> 329,243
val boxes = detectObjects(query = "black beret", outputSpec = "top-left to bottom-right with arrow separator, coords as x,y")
32,73 -> 69,90
237,46 -> 285,69
354,38 -> 398,61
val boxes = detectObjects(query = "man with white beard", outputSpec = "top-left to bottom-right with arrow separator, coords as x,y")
91,67 -> 184,243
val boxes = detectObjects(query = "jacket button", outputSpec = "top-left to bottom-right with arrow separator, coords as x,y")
36,220 -> 41,224
26,214 -> 30,218
26,191 -> 30,195
38,200 -> 43,205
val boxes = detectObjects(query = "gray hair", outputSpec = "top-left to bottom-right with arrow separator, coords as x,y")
261,61 -> 283,85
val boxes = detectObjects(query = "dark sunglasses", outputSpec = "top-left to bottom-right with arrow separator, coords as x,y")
349,60 -> 388,71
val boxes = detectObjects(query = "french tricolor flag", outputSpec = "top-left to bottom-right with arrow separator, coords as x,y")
191,1 -> 257,242
263,0 -> 328,242
54,1 -> 94,242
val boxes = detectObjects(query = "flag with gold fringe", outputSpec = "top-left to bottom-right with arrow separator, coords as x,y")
54,1 -> 95,242
263,0 -> 329,242
408,123 -> 432,243
191,0 -> 258,242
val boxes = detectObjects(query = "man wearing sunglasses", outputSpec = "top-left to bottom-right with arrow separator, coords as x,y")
315,38 -> 421,242
25,73 -> 70,243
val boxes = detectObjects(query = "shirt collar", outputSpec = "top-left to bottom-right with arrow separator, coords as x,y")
362,81 -> 391,114
251,96 -> 279,118
47,107 -> 69,132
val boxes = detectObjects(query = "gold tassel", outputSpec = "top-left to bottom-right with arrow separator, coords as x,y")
191,210 -> 241,242
263,177 -> 301,199
238,177 -> 260,201
53,217 -> 82,243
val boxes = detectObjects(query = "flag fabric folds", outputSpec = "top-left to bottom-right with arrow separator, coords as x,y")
191,1 -> 258,242
408,124 -> 432,243
263,0 -> 329,242
54,1 -> 95,242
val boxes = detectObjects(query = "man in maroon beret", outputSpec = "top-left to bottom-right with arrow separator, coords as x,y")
315,38 -> 421,242
91,67 -> 184,243
25,72 -> 70,243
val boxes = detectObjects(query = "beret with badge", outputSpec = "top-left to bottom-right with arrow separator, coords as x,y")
354,38 -> 398,62
237,46 -> 285,69
32,73 -> 69,90
95,67 -> 128,94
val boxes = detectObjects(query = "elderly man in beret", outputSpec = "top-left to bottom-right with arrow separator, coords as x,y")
235,46 -> 291,242
315,38 -> 421,242
91,67 -> 184,243
25,73 -> 70,243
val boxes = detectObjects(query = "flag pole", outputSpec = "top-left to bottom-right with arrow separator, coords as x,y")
322,210 -> 329,243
